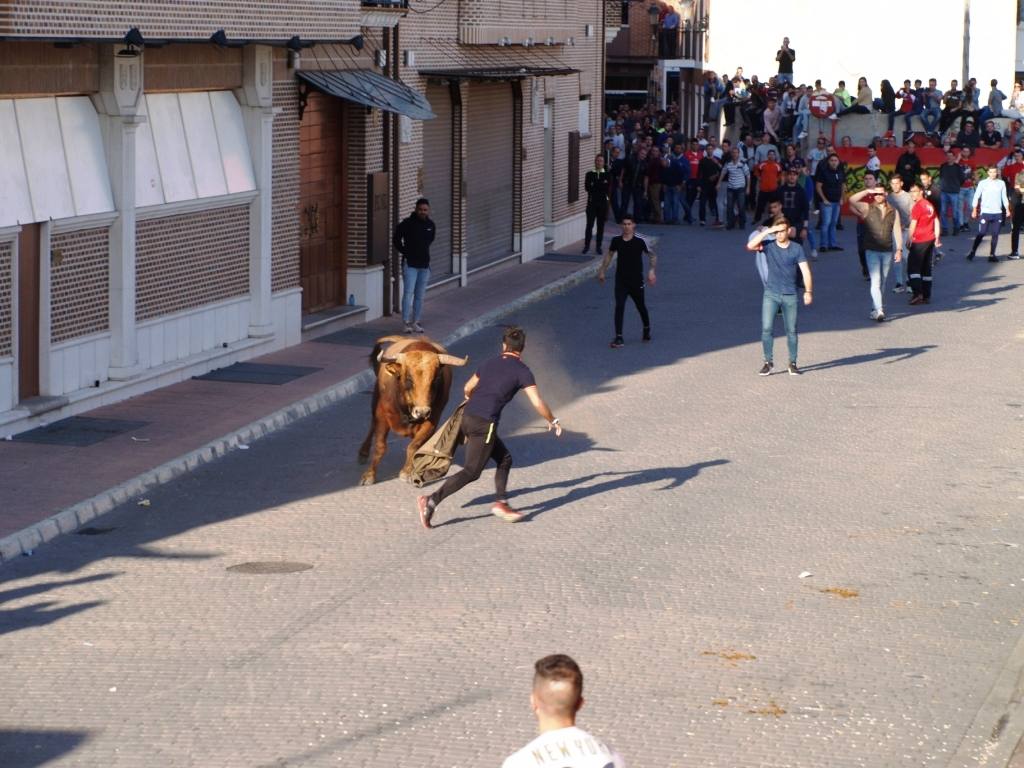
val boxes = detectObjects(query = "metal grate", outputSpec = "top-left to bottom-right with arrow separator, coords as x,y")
13,417 -> 150,447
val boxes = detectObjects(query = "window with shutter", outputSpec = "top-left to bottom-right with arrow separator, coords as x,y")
568,131 -> 580,204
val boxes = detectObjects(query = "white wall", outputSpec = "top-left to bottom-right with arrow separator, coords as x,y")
708,0 -> 1017,93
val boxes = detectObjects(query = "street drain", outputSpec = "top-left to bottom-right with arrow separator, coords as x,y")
226,561 -> 313,574
77,526 -> 116,535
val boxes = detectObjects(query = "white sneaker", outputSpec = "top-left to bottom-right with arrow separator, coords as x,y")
829,113 -> 839,120
403,323 -> 414,334
413,322 -> 425,333
892,284 -> 906,294
798,131 -> 808,139
869,309 -> 879,320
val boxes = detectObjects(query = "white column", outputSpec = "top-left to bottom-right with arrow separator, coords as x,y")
237,45 -> 276,339
107,114 -> 144,379
244,104 -> 276,338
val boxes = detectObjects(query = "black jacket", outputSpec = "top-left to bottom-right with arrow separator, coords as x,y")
393,213 -> 435,269
585,169 -> 611,208
896,151 -> 922,185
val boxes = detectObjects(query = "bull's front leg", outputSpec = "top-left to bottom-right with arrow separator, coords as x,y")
399,420 -> 439,483
360,423 -> 390,486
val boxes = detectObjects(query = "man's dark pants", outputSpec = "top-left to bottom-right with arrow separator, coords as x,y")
614,281 -> 651,337
428,413 -> 511,506
584,202 -> 607,251
908,241 -> 935,299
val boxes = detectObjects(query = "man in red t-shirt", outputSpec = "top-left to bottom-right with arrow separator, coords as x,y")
684,140 -> 702,224
907,182 -> 942,305
755,150 -> 782,220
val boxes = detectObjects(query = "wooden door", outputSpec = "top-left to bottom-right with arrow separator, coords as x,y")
17,224 -> 40,400
299,93 -> 347,313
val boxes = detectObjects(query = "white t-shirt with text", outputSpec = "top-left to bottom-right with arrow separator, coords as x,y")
501,726 -> 625,768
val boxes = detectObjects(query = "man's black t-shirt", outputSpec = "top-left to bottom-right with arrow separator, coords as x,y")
465,354 -> 536,424
776,48 -> 795,74
609,235 -> 649,286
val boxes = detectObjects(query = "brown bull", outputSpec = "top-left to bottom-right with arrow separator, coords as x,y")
358,335 -> 467,485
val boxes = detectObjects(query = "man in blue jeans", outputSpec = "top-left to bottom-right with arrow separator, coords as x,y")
814,153 -> 845,252
393,197 -> 435,334
747,216 -> 813,376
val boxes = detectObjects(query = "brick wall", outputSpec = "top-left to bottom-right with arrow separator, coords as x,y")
50,227 -> 109,344
272,80 -> 301,292
0,1 -> 359,39
344,104 -> 384,268
0,241 -> 11,358
136,206 -> 250,322
144,46 -> 243,92
0,41 -> 99,96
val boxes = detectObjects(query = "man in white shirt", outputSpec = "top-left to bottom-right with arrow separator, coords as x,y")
501,654 -> 625,768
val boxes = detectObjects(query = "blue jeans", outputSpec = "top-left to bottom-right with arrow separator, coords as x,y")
663,185 -> 682,223
921,106 -> 941,133
794,112 -> 809,136
761,291 -> 798,363
777,73 -> 793,86
819,202 -> 840,248
726,187 -> 747,228
402,264 -> 430,323
958,188 -> 974,226
864,249 -> 892,313
941,191 -> 961,231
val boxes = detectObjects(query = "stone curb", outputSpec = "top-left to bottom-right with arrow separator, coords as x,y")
0,255 -> 608,565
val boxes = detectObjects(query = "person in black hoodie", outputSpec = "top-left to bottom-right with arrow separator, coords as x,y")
393,197 -> 436,334
583,154 -> 611,254
875,79 -> 897,133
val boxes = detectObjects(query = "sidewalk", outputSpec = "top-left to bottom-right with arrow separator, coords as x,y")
0,238 -> 613,563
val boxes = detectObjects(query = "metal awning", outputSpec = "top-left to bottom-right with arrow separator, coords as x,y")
297,69 -> 435,120
418,65 -> 579,81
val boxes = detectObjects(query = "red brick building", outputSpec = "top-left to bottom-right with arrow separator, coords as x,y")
0,0 -> 603,435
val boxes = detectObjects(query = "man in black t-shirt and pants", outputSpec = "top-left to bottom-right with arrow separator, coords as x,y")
417,326 -> 562,529
598,216 -> 657,348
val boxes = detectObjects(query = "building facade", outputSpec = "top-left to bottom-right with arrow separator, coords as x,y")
0,0 -> 602,436
605,0 -> 709,134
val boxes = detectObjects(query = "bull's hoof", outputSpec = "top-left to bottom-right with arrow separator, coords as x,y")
359,471 -> 376,486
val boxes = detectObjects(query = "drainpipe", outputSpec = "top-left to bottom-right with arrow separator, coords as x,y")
391,24 -> 401,315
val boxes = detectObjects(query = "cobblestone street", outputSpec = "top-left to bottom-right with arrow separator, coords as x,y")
3,223 -> 1024,767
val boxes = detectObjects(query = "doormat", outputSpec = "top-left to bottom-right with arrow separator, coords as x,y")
193,363 -> 322,385
535,252 -> 594,263
13,416 -> 151,447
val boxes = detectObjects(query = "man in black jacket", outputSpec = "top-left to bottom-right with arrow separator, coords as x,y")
393,197 -> 435,334
583,154 -> 611,254
895,142 -> 922,189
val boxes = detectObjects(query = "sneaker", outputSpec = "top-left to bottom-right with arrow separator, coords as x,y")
758,361 -> 773,376
596,246 -> 603,255
960,224 -> 970,232
876,311 -> 886,322
413,322 -> 425,333
829,114 -> 839,121
869,309 -> 880,321
1009,253 -> 1021,260
893,284 -> 905,293
810,249 -> 818,260
642,327 -> 652,342
699,221 -> 706,227
417,495 -> 434,529
798,131 -> 808,139
610,336 -> 624,349
787,362 -> 801,376
988,255 -> 999,263
491,500 -> 524,523
403,323 -> 415,334
966,252 -> 975,261
582,246 -> 590,254
832,245 -> 844,251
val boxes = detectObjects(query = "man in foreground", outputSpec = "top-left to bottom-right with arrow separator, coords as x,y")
501,654 -> 625,768
417,326 -> 562,528
748,216 -> 813,376
598,216 -> 657,348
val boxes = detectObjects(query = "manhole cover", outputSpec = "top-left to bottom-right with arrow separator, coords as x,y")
226,561 -> 313,574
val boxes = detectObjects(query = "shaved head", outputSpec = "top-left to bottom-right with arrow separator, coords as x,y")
531,654 -> 584,719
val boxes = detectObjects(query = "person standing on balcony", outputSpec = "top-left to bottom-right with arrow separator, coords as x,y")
776,37 -> 795,86
661,5 -> 680,59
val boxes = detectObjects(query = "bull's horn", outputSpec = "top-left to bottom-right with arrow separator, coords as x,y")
378,351 -> 406,364
437,354 -> 468,366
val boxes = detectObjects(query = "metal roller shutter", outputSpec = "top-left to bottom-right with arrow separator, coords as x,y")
465,82 -> 514,269
423,83 -> 453,281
